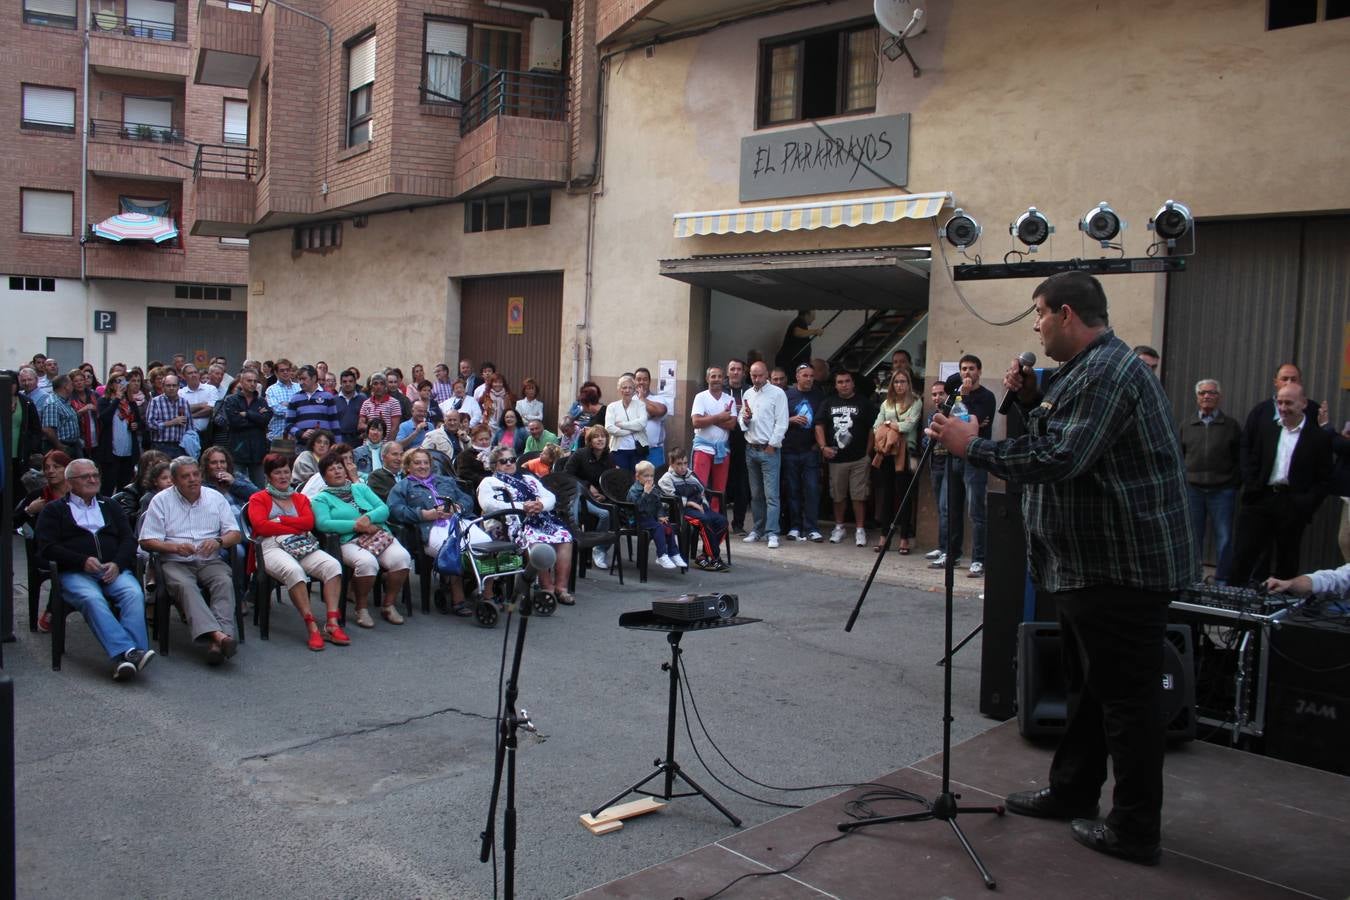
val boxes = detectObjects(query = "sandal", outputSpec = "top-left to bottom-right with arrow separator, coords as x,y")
355,608 -> 376,629
324,612 -> 351,645
451,600 -> 475,617
381,604 -> 405,625
556,590 -> 576,606
303,615 -> 325,652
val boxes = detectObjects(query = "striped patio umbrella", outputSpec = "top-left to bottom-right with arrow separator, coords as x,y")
91,212 -> 179,244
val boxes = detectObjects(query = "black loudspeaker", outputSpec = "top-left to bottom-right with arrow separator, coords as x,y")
1016,621 -> 1196,741
1263,619 -> 1350,775
979,492 -> 1028,720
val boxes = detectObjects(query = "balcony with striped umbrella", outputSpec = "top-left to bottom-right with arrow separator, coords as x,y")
90,211 -> 180,244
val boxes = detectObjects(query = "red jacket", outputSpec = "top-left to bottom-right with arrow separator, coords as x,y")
245,490 -> 318,573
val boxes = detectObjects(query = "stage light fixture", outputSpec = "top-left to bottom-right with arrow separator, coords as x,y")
940,209 -> 981,248
1011,207 -> 1053,252
1079,202 -> 1123,245
1148,199 -> 1192,242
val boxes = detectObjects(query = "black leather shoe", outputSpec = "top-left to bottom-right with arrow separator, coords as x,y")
1070,818 -> 1161,866
1005,787 -> 1099,820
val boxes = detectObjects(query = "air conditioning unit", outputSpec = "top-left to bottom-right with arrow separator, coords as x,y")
528,17 -> 563,72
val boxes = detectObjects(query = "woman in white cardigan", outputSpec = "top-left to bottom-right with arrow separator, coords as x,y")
604,373 -> 648,472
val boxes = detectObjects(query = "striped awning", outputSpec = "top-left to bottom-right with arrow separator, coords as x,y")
673,191 -> 952,238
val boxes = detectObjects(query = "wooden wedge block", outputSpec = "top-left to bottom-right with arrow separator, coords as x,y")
582,818 -> 624,836
579,797 -> 667,833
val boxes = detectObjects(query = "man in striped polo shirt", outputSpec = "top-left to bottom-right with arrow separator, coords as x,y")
285,364 -> 339,448
358,372 -> 402,437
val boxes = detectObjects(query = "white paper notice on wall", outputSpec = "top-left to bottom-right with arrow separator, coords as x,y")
658,360 -> 678,407
938,361 -> 959,385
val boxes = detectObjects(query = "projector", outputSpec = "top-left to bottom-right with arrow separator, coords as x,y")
651,593 -> 739,623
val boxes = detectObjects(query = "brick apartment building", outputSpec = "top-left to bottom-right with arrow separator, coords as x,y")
2,0 -> 250,375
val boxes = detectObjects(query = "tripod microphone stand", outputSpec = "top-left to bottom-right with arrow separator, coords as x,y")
479,544 -> 555,900
841,390 -> 1004,890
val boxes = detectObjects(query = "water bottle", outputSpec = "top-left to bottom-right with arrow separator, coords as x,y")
951,395 -> 970,423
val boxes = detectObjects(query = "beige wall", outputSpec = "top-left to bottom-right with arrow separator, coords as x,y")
246,191 -> 590,418
589,0 -> 1350,407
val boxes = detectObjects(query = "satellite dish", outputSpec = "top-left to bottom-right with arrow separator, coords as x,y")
874,0 -> 927,38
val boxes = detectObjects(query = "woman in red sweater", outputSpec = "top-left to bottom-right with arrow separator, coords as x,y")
246,453 -> 348,651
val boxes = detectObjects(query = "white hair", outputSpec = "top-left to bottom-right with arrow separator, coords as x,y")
1194,378 -> 1222,394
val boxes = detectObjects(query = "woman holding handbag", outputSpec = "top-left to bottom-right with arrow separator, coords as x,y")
311,450 -> 412,628
871,367 -> 923,554
246,453 -> 348,651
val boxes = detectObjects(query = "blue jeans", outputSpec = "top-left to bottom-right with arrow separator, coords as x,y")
571,494 -> 611,534
963,462 -> 988,564
1187,484 -> 1237,583
782,449 -> 821,534
930,457 -> 949,552
646,446 -> 665,469
58,570 -> 147,659
745,446 -> 782,536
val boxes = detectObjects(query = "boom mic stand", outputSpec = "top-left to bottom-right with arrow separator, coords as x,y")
480,543 -> 555,900
841,390 -> 1004,890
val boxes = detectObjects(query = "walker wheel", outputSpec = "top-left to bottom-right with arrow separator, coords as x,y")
475,601 -> 499,628
533,590 -> 557,617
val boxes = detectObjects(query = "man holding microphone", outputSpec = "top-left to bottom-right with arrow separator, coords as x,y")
928,271 -> 1194,866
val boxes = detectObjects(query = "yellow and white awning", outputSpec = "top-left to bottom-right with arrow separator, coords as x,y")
673,191 -> 952,239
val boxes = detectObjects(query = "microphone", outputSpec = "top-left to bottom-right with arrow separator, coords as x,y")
514,543 -> 558,609
941,372 -> 964,415
998,352 -> 1038,416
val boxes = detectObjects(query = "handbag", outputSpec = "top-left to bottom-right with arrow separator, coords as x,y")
277,532 -> 320,560
353,528 -> 395,556
872,422 -> 900,468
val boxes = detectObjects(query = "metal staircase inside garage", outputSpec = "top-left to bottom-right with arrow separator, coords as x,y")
827,309 -> 927,387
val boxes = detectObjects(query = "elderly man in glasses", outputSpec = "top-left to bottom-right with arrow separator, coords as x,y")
1179,378 -> 1242,583
35,459 -> 154,681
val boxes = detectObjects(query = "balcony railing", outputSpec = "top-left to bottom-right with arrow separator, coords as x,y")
193,142 -> 257,180
90,10 -> 181,41
89,117 -> 186,145
460,70 -> 566,135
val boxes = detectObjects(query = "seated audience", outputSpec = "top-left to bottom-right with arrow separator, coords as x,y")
310,451 -> 411,628
563,424 -> 616,570
291,429 -> 335,489
521,418 -> 558,454
659,447 -> 729,571
497,409 -> 526,451
138,456 -> 243,666
36,459 -> 154,680
246,453 -> 348,652
454,425 -> 496,494
396,401 -> 434,450
388,448 -> 475,614
524,443 -> 562,478
515,377 -> 544,426
201,445 -> 258,511
367,442 -> 405,501
353,418 -> 388,476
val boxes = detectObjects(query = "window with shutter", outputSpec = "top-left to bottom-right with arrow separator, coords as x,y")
126,0 -> 177,39
223,99 -> 248,144
347,34 -> 376,146
23,0 -> 76,28
124,97 -> 175,140
22,86 -> 76,131
21,189 -> 73,236
424,19 -> 468,103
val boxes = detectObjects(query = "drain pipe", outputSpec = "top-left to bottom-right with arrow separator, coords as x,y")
79,27 -> 90,282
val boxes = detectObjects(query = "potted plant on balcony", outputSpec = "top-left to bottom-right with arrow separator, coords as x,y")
135,123 -> 155,141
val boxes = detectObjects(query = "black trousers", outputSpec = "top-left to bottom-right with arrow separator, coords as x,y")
1047,586 -> 1170,844
1229,487 -> 1312,585
726,432 -> 750,528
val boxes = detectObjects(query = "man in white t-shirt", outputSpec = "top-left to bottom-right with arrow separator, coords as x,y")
439,378 -> 483,428
179,364 -> 220,438
635,366 -> 672,468
690,366 -> 737,512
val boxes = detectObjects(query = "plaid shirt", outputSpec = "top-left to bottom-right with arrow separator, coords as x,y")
145,393 -> 192,445
966,330 -> 1196,593
40,395 -> 81,443
431,379 -> 456,404
265,380 -> 300,439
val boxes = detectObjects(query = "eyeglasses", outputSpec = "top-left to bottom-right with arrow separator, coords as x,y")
69,473 -> 100,480
497,457 -> 517,464
1197,390 -> 1219,396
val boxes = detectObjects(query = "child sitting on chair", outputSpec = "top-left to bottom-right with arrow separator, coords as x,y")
626,461 -> 687,571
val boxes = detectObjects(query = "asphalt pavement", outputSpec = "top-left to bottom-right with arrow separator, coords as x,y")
7,534 -> 998,899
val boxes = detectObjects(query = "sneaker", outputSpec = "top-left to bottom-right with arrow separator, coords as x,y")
124,648 -> 156,672
829,525 -> 846,543
592,547 -> 609,570
37,610 -> 52,633
787,529 -> 801,541
711,558 -> 730,572
928,553 -> 948,568
670,554 -> 688,568
855,528 -> 866,547
112,659 -> 137,682
655,554 -> 676,569
807,530 -> 824,542
925,548 -> 944,560
968,561 -> 985,577
742,530 -> 761,543
767,534 -> 780,549
695,556 -> 714,571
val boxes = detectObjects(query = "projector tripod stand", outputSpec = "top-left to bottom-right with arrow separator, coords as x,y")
590,614 -> 759,825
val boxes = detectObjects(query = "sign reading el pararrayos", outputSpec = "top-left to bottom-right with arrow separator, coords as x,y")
738,114 -> 910,203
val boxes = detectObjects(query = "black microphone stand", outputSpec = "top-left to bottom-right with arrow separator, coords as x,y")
479,512 -> 551,899
840,392 -> 1004,890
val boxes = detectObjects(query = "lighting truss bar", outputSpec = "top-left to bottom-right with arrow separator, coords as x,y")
952,256 -> 1186,281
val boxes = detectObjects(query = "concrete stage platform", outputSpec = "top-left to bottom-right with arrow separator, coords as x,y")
577,721 -> 1350,899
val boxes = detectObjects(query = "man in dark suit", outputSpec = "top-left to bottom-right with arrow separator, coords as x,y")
36,458 -> 155,681
1240,363 -> 1321,475
1229,382 -> 1333,585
